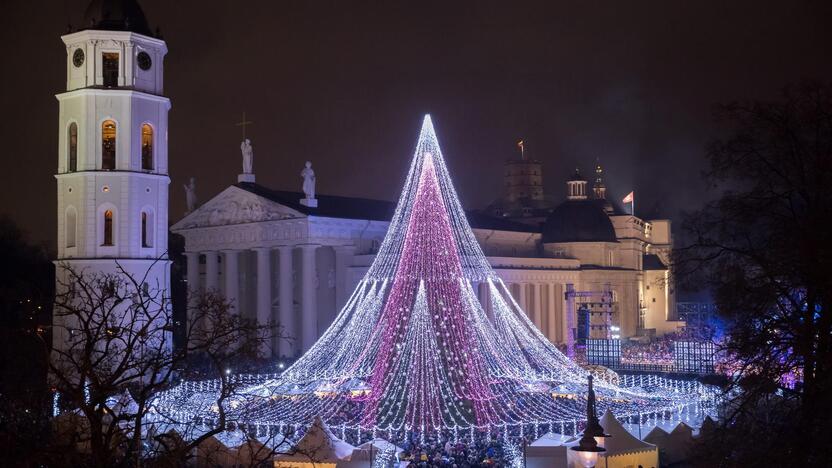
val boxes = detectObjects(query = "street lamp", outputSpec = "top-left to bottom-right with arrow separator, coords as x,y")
570,375 -> 607,467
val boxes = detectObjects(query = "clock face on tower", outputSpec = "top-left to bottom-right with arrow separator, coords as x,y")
137,51 -> 152,71
72,48 -> 84,68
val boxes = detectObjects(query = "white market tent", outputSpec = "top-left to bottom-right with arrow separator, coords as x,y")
529,432 -> 576,447
599,410 -> 659,468
643,426 -> 669,446
526,445 -> 569,468
191,434 -> 236,467
338,438 -> 404,468
530,432 -> 575,447
662,422 -> 695,465
232,437 -> 274,466
572,410 -> 658,468
274,417 -> 356,468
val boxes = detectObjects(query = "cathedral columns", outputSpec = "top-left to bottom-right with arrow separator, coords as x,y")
478,282 -> 492,320
333,245 -> 356,312
253,247 -> 272,357
299,244 -> 319,353
204,251 -> 220,292
221,249 -> 240,314
277,245 -> 295,358
547,283 -> 558,343
184,252 -> 200,298
517,283 -> 528,312
531,283 -> 542,330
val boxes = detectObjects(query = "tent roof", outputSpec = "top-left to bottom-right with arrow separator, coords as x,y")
671,421 -> 694,436
531,432 -> 575,447
699,415 -> 718,437
275,417 -> 355,463
106,389 -> 140,416
643,426 -> 669,444
600,410 -> 656,456
356,438 -> 403,454
214,429 -> 250,448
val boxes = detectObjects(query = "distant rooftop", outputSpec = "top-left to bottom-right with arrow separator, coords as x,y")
235,182 -> 535,233
81,0 -> 154,36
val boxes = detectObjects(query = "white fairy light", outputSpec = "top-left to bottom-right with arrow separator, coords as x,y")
151,115 -> 713,442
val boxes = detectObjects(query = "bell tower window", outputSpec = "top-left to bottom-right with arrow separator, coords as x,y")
103,210 -> 114,246
66,207 -> 77,248
141,211 -> 154,248
102,53 -> 119,87
68,123 -> 78,172
102,120 -> 116,170
141,124 -> 153,170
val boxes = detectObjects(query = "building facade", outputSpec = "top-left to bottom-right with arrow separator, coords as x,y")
173,155 -> 682,359
53,1 -> 171,353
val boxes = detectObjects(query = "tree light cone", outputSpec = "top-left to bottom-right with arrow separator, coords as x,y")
153,115 -> 714,439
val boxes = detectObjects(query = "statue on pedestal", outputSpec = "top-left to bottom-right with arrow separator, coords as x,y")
301,161 -> 316,200
240,139 -> 254,174
184,177 -> 197,213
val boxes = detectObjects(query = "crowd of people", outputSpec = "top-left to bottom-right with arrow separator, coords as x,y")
620,335 -> 677,366
398,437 -> 509,467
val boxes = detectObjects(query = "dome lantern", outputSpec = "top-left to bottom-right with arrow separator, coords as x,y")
567,168 -> 588,200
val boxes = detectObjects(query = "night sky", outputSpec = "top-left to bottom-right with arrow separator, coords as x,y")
2,0 -> 831,249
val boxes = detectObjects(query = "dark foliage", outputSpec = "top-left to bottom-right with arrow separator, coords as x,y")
676,83 -> 832,466
0,215 -> 53,466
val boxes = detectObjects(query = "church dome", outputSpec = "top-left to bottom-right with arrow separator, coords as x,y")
82,0 -> 153,36
541,199 -> 617,243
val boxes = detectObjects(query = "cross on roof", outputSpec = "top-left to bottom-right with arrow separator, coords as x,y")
235,112 -> 254,140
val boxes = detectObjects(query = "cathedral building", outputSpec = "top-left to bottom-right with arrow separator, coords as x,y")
51,3 -> 681,360
174,148 -> 683,359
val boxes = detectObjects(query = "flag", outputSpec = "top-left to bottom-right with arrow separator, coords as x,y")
622,191 -> 634,204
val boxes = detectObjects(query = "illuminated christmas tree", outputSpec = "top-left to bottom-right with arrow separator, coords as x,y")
157,116 -> 710,439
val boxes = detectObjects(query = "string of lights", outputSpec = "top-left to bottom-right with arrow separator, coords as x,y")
151,115 -> 714,442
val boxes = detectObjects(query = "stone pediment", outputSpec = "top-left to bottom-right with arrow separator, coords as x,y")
172,186 -> 304,230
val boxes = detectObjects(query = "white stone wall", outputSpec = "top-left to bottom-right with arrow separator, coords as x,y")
54,30 -> 171,356
63,30 -> 167,95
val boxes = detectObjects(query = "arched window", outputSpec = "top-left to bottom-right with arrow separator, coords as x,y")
141,211 -> 154,247
66,207 -> 77,248
102,120 -> 116,170
103,210 -> 114,246
141,123 -> 153,170
68,123 -> 78,172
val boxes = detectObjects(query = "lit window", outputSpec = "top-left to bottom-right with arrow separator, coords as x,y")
66,207 -> 77,248
102,120 -> 116,170
141,124 -> 153,170
103,210 -> 114,246
68,123 -> 78,172
102,52 -> 119,87
141,211 -> 153,247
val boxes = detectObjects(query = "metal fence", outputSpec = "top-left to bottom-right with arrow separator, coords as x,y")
586,338 -> 716,375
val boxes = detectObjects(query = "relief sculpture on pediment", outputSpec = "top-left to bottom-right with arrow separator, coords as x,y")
178,191 -> 300,229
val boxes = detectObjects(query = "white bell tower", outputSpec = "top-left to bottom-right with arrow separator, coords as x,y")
54,0 -> 171,353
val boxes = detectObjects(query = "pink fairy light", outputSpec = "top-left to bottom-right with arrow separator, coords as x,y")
151,115 -> 714,440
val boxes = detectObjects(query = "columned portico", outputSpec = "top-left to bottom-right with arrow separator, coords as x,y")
171,172 -> 681,354
184,251 -> 200,299
277,245 -> 295,357
253,247 -> 272,357
547,283 -> 558,343
221,249 -> 240,314
517,283 -> 527,315
204,251 -> 220,292
299,244 -> 319,353
333,245 -> 356,312
531,283 -> 542,329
